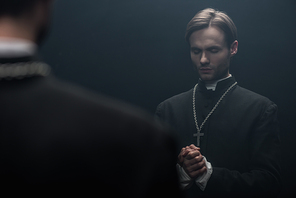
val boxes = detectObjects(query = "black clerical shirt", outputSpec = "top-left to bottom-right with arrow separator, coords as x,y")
156,76 -> 281,198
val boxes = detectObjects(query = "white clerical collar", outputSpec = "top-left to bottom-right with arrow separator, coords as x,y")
204,74 -> 232,91
0,37 -> 37,58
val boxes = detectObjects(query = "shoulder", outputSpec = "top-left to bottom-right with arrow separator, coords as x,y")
44,76 -> 173,137
233,85 -> 277,113
235,86 -> 274,103
158,88 -> 193,108
155,88 -> 194,121
46,76 -> 153,118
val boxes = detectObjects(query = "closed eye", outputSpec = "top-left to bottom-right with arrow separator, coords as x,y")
191,48 -> 201,55
208,47 -> 221,53
210,49 -> 219,53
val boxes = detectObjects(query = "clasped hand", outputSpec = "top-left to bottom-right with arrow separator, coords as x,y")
178,144 -> 207,179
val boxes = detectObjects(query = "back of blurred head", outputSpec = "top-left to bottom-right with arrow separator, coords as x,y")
0,0 -> 53,45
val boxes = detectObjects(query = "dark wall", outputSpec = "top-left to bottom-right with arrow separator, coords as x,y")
40,0 -> 296,197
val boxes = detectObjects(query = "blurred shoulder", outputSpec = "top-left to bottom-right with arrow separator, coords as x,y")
45,76 -> 174,138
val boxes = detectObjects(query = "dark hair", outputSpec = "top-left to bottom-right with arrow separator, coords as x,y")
185,8 -> 237,48
0,0 -> 47,17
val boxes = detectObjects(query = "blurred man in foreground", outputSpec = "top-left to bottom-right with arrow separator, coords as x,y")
0,0 -> 181,197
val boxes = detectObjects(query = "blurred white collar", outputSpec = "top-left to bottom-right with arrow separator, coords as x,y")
0,37 -> 37,58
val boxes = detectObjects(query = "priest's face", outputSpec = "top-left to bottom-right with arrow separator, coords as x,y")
189,26 -> 238,82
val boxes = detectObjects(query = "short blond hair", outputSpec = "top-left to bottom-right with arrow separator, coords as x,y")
185,8 -> 237,48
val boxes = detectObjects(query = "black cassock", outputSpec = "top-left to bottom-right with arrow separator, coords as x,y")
156,76 -> 281,198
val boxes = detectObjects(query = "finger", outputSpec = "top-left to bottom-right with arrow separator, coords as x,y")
179,148 -> 186,156
189,144 -> 201,151
184,148 -> 192,155
185,150 -> 201,160
182,148 -> 191,157
192,156 -> 205,165
178,152 -> 186,166
178,156 -> 183,166
178,148 -> 185,157
189,144 -> 199,150
184,156 -> 205,168
180,147 -> 185,153
184,147 -> 192,152
184,145 -> 201,157
178,152 -> 183,160
186,159 -> 206,172
188,166 -> 207,179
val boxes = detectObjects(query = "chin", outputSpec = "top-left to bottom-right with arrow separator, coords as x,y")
199,74 -> 215,82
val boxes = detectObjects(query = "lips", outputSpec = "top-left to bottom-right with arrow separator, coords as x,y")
199,67 -> 213,73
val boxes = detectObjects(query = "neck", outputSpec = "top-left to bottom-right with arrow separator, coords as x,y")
0,17 -> 36,42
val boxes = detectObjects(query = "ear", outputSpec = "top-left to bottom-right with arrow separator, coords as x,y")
33,0 -> 53,18
45,0 -> 55,9
230,40 -> 238,57
33,0 -> 54,24
40,0 -> 54,13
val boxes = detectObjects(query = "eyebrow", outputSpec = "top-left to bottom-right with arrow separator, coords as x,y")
207,46 -> 222,50
190,45 -> 222,50
191,47 -> 200,50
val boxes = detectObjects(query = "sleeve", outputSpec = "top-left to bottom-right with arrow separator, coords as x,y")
176,163 -> 193,189
176,157 -> 213,191
195,157 -> 213,191
204,103 -> 281,197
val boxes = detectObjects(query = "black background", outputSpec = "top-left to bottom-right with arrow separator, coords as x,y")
40,0 -> 296,196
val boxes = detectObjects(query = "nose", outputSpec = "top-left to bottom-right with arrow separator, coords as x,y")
200,52 -> 210,65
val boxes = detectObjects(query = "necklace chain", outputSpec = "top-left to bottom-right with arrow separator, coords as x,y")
193,82 -> 237,137
0,61 -> 51,80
